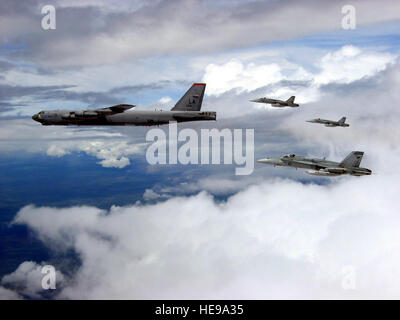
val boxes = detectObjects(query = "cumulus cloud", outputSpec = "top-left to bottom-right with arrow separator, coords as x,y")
46,140 -> 146,168
203,59 -> 284,96
3,164 -> 399,299
143,188 -> 170,201
314,46 -> 396,85
1,261 -> 64,299
202,46 -> 397,101
0,119 -> 147,168
158,175 -> 266,196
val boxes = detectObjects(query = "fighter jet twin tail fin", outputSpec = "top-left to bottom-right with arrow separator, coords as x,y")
286,96 -> 295,104
339,151 -> 363,168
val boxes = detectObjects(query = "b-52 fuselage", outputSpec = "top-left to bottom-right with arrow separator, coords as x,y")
250,96 -> 299,108
307,116 -> 349,127
257,151 -> 371,176
32,83 -> 216,126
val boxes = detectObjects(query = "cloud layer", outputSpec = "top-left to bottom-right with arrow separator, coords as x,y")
2,0 -> 400,67
5,167 -> 400,299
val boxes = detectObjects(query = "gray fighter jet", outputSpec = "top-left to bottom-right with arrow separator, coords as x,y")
257,151 -> 371,176
32,83 -> 216,126
307,116 -> 349,127
250,96 -> 299,108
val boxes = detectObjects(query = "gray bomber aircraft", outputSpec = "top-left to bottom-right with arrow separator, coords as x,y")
250,96 -> 299,108
32,83 -> 216,126
307,116 -> 349,127
257,151 -> 371,176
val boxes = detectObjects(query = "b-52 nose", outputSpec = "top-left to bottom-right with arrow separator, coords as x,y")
32,113 -> 41,122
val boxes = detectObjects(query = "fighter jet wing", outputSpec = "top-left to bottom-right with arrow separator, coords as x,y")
307,118 -> 330,124
95,104 -> 135,114
293,159 -> 316,166
320,119 -> 333,124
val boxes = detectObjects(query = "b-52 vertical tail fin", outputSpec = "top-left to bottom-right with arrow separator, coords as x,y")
340,151 -> 364,168
171,83 -> 206,111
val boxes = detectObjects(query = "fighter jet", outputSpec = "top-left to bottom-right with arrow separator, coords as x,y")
307,116 -> 349,127
32,83 -> 216,126
257,151 -> 371,176
250,96 -> 299,108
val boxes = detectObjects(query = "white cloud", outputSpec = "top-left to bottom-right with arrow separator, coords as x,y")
203,59 -> 284,96
202,46 -> 397,100
1,261 -> 64,299
314,46 -> 396,85
0,119 -> 147,169
46,140 -> 146,168
159,175 -> 266,196
5,168 -> 400,299
158,96 -> 173,105
143,189 -> 161,200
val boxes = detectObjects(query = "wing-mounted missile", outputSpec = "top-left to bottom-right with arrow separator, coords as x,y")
306,169 -> 342,176
325,167 -> 348,174
349,168 -> 372,176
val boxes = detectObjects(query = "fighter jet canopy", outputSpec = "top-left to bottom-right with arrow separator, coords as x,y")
283,154 -> 296,158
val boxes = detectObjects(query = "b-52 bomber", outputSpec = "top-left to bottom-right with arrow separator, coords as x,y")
257,151 -> 371,176
32,83 -> 216,126
250,96 -> 299,108
307,116 -> 349,127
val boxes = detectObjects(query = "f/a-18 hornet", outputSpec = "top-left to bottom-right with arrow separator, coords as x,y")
257,151 -> 371,176
250,96 -> 299,108
307,116 -> 349,127
32,83 -> 216,126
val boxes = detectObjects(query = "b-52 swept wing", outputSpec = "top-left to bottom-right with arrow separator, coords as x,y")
257,151 -> 371,176
52,104 -> 136,121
